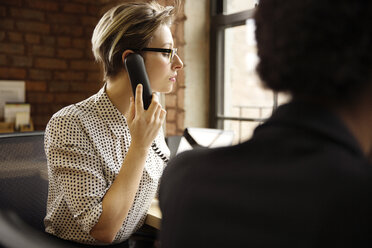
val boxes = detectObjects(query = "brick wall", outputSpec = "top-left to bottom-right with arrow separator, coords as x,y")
0,0 -> 185,136
162,0 -> 186,136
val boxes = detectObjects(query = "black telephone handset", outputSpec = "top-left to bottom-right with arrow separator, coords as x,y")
124,53 -> 169,163
124,53 -> 153,110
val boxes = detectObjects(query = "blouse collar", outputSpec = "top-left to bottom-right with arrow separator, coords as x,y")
94,83 -> 129,137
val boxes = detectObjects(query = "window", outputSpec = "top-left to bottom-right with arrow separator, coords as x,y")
210,0 -> 287,144
225,0 -> 256,15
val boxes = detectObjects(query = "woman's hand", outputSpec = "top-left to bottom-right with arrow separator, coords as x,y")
127,84 -> 166,151
91,84 -> 166,243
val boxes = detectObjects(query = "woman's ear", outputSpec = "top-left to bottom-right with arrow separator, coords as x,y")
122,49 -> 135,65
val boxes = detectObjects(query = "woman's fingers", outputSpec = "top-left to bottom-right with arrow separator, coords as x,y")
135,84 -> 144,114
132,90 -> 164,124
154,105 -> 162,121
147,93 -> 159,114
159,109 -> 166,122
127,91 -> 166,148
127,97 -> 135,122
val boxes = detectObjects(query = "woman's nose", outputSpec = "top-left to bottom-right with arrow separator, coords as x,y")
172,54 -> 183,70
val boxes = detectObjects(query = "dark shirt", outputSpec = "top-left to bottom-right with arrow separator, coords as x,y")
159,102 -> 372,248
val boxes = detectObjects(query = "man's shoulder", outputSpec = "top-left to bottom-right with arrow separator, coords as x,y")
168,144 -> 239,167
161,143 -> 245,187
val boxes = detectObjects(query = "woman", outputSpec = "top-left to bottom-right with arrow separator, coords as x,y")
44,1 -> 183,246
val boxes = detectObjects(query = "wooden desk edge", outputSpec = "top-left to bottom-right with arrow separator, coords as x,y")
145,199 -> 162,229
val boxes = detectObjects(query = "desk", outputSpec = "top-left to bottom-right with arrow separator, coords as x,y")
145,199 -> 161,229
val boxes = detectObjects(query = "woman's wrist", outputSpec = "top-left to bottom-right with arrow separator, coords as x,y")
130,140 -> 151,154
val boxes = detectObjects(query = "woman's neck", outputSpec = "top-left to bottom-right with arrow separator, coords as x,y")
105,72 -> 133,116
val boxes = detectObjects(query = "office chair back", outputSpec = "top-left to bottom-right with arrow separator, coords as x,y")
0,131 -> 48,232
0,132 -> 131,248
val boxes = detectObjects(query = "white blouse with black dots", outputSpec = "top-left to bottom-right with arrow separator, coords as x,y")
44,85 -> 170,245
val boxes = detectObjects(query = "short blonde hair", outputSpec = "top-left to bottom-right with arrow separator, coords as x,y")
92,1 -> 176,80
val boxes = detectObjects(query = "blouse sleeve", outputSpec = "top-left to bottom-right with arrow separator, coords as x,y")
45,114 -> 109,234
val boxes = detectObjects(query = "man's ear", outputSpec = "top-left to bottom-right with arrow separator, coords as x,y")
122,49 -> 135,64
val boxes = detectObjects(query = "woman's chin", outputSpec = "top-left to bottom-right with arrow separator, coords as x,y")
153,82 -> 174,94
162,84 -> 174,94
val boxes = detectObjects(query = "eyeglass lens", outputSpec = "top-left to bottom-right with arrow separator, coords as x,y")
170,48 -> 177,62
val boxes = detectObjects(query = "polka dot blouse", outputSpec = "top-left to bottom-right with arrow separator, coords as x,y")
44,85 -> 170,245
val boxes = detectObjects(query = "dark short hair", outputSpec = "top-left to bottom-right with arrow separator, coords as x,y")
255,0 -> 372,105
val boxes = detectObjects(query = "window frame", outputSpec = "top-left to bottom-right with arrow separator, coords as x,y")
209,0 -> 276,130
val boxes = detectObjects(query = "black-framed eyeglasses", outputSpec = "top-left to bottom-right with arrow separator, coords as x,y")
135,48 -> 178,63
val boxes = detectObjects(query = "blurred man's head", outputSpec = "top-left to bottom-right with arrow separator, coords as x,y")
255,0 -> 372,107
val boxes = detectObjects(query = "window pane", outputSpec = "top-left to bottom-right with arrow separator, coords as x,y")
223,19 -> 289,142
225,0 -> 257,15
223,20 -> 272,139
224,120 -> 262,144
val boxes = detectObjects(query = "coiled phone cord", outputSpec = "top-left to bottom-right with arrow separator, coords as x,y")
151,142 -> 169,163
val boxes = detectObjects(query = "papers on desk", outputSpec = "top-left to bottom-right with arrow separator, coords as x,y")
0,80 -> 25,121
171,128 -> 235,157
4,103 -> 31,129
0,80 -> 31,131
